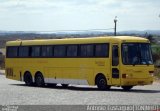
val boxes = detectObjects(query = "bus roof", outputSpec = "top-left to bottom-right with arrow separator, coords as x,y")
6,36 -> 149,46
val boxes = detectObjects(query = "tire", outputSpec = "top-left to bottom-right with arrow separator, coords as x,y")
121,86 -> 133,91
47,83 -> 57,87
96,75 -> 110,90
62,84 -> 69,88
24,72 -> 33,86
35,73 -> 45,87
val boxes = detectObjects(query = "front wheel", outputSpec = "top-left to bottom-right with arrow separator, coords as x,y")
96,75 -> 110,90
121,86 -> 133,91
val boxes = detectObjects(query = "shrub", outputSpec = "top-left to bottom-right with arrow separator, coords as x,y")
152,53 -> 160,63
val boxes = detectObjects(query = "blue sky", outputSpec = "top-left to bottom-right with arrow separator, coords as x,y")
0,0 -> 160,31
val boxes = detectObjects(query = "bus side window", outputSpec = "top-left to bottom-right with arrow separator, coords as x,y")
112,45 -> 119,66
95,44 -> 109,57
19,46 -> 29,57
31,46 -> 41,57
80,44 -> 94,57
41,46 -> 53,57
7,46 -> 18,58
54,45 -> 66,57
67,45 -> 78,57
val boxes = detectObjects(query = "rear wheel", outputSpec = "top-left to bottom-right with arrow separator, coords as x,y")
96,75 -> 110,90
61,84 -> 69,88
121,86 -> 133,91
35,73 -> 45,87
24,72 -> 33,86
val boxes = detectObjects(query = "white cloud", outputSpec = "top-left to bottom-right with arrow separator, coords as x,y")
0,0 -> 160,31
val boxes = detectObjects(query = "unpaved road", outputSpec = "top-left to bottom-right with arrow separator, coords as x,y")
0,71 -> 160,105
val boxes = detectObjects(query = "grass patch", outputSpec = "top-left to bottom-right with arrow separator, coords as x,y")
152,45 -> 160,54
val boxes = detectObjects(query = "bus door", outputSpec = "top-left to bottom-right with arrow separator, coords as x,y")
111,44 -> 121,85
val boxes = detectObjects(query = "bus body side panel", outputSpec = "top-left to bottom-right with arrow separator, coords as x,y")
5,59 -> 21,81
93,58 -> 111,85
44,58 -> 93,85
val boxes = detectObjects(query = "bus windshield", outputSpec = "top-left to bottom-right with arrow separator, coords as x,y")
122,43 -> 153,65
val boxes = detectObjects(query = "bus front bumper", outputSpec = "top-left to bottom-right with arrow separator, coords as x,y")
121,77 -> 153,86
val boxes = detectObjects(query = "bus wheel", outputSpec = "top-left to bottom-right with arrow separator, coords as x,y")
62,84 -> 69,88
35,73 -> 45,87
96,75 -> 110,90
24,72 -> 33,86
121,86 -> 133,91
47,83 -> 57,87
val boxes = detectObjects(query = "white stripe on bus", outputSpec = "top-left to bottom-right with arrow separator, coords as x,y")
44,78 -> 88,85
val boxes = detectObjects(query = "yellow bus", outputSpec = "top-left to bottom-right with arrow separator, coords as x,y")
5,36 -> 154,90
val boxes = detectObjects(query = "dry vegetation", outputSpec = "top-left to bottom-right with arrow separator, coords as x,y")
154,67 -> 160,81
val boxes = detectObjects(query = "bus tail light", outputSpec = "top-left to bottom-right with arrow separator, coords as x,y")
149,71 -> 154,76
